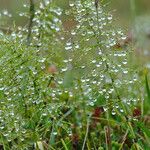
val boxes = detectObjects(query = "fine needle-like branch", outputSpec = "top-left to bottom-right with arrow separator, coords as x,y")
27,0 -> 35,45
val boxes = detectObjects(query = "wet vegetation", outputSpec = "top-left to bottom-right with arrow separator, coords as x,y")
0,0 -> 150,149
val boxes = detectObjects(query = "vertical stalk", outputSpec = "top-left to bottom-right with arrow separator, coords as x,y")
130,0 -> 136,22
95,3 -> 112,150
27,0 -> 35,45
105,126 -> 112,150
82,117 -> 90,150
130,0 -> 136,38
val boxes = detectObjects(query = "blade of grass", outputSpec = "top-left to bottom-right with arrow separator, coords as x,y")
61,139 -> 69,150
49,121 -> 55,146
57,108 -> 74,126
105,126 -> 112,150
136,121 -> 150,137
87,139 -> 91,150
127,122 -> 136,139
145,74 -> 150,103
119,128 -> 129,150
82,117 -> 90,150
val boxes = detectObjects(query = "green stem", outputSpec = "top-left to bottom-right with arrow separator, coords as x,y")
27,0 -> 35,45
82,117 -> 90,150
61,139 -> 69,150
130,0 -> 136,24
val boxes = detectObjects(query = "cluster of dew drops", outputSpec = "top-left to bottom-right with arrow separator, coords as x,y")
0,0 -> 141,144
0,0 -> 65,144
61,0 -> 140,116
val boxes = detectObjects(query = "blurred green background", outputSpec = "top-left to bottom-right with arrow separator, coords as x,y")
0,0 -> 150,27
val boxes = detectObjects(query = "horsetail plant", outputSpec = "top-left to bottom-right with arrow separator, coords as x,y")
0,0 -> 149,149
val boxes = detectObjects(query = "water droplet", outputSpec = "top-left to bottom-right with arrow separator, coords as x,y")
69,2 -> 75,7
61,68 -> 67,72
111,111 -> 116,115
42,113 -> 47,116
123,70 -> 128,74
120,109 -> 124,113
53,132 -> 57,135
